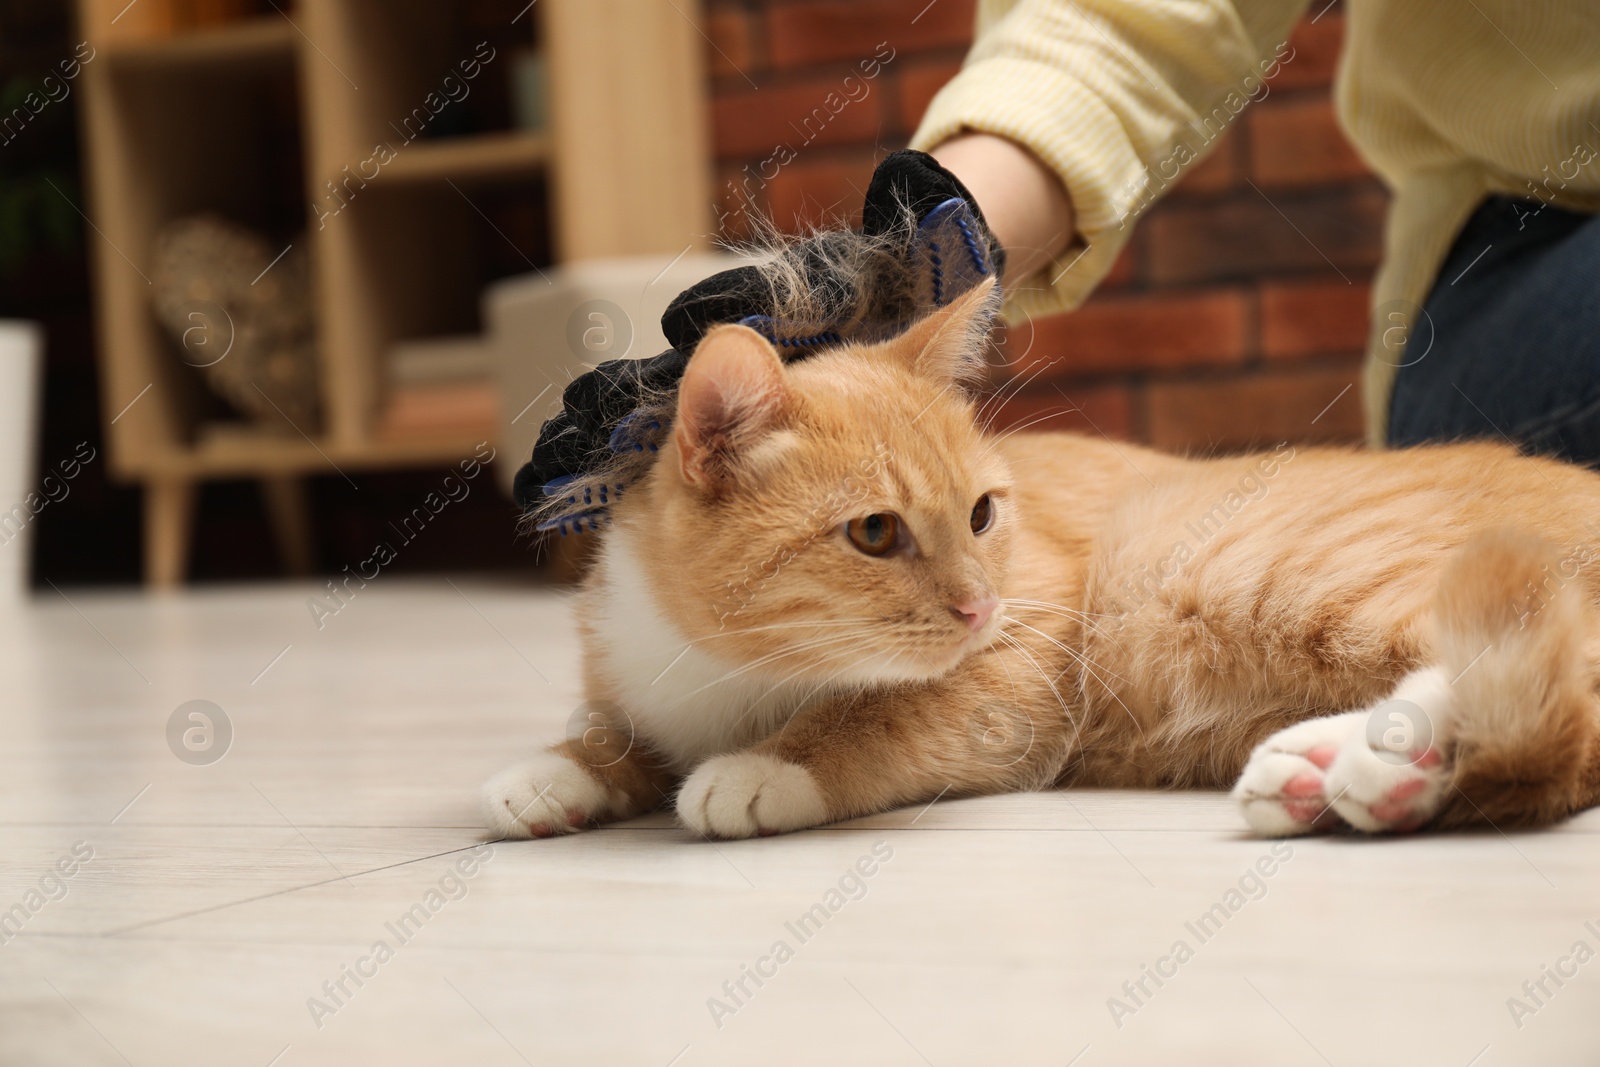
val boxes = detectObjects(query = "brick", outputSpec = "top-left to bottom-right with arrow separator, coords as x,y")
985,385 -> 1135,441
705,7 -> 757,81
1146,362 -> 1366,452
767,0 -> 975,70
1169,136 -> 1239,196
712,161 -> 761,242
761,150 -> 877,232
1144,185 -> 1386,285
1099,239 -> 1138,289
1002,290 -> 1249,376
1271,12 -> 1344,91
712,75 -> 888,159
1260,277 -> 1371,360
1248,97 -> 1370,188
896,56 -> 962,134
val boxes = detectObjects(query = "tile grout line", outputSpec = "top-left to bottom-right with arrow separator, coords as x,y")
97,841 -> 495,938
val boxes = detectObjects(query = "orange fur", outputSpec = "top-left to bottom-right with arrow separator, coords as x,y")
488,278 -> 1600,838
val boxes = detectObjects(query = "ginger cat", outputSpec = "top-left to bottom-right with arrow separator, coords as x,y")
483,278 -> 1600,840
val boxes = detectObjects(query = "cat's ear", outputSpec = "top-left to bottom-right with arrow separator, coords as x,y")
890,276 -> 1000,386
674,323 -> 790,492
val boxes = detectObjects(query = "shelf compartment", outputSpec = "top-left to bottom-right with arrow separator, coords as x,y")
101,16 -> 297,73
380,130 -> 549,185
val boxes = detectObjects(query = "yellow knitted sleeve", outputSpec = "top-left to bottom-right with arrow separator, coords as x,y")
912,0 -> 1311,319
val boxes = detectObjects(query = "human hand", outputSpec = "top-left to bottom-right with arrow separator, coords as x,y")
931,132 -> 1076,286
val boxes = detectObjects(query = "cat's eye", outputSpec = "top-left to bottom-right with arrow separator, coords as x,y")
970,493 -> 994,535
846,513 -> 900,556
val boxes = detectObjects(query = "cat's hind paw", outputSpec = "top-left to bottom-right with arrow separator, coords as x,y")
1232,712 -> 1356,836
1233,668 -> 1456,837
481,752 -> 610,839
677,752 -> 828,839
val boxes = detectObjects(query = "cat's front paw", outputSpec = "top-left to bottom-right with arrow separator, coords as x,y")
1233,668 -> 1455,836
481,752 -> 610,839
677,752 -> 828,839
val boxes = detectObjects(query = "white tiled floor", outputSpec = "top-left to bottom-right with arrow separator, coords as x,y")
1,578 -> 1595,1065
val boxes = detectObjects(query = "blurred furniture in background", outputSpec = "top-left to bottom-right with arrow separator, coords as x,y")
486,250 -> 741,581
0,321 -> 41,605
487,252 -> 742,504
73,0 -> 712,586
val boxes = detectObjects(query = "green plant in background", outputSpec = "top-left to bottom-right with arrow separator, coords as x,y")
0,75 -> 82,278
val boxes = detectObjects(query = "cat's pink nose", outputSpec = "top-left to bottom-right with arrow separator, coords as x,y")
951,594 -> 998,632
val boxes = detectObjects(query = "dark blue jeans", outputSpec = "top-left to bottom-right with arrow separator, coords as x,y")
1387,195 -> 1600,465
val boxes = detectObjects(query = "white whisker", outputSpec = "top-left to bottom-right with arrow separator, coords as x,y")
732,647 -> 858,730
752,646 -> 885,740
1001,598 -> 1115,639
1003,597 -> 1120,620
1004,616 -> 1144,738
982,407 -> 1078,452
655,618 -> 886,683
1004,616 -> 1129,686
1004,614 -> 1145,739
686,617 -> 884,644
987,631 -> 1061,773
994,628 -> 1080,738
976,358 -> 1058,433
666,631 -> 872,708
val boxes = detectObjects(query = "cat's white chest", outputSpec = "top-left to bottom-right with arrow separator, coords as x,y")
586,531 -> 815,773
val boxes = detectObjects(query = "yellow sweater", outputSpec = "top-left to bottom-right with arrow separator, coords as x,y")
911,0 -> 1600,444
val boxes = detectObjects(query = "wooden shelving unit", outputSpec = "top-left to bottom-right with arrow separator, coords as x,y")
382,130 -> 549,184
74,0 -> 712,585
94,16 -> 298,71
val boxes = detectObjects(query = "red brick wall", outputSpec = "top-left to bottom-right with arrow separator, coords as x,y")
703,0 -> 1383,453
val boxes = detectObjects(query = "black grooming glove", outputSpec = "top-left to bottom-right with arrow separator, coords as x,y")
514,149 -> 1002,524
660,149 -> 1004,354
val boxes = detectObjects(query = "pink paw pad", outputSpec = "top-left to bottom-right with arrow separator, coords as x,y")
1282,799 -> 1328,823
1367,778 -> 1428,825
1279,772 -> 1329,825
1282,773 -> 1324,798
1387,778 -> 1427,802
1304,746 -> 1338,770
565,808 -> 588,827
1412,747 -> 1443,769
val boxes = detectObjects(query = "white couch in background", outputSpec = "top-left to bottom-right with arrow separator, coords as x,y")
485,253 -> 742,501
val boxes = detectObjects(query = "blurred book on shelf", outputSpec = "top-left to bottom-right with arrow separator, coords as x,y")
376,383 -> 499,442
378,335 -> 498,441
510,49 -> 547,132
387,335 -> 495,386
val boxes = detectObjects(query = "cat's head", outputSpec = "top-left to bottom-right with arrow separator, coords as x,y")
632,278 -> 1012,686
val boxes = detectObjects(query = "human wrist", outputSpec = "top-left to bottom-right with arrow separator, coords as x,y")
930,132 -> 1075,285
